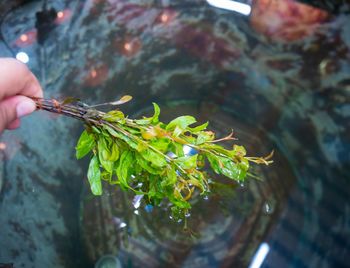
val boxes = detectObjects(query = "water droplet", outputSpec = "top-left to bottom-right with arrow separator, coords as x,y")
169,215 -> 173,220
185,212 -> 191,218
263,202 -> 273,215
144,204 -> 153,213
132,195 -> 144,209
177,219 -> 182,223
112,217 -> 127,229
119,222 -> 127,228
240,182 -> 245,188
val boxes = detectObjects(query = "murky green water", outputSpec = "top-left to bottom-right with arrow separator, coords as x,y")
0,1 -> 349,267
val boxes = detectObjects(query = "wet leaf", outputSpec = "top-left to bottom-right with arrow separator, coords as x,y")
175,155 -> 198,170
103,110 -> 125,123
135,103 -> 161,125
206,154 -> 246,181
116,151 -> 134,189
166,116 -> 196,131
188,122 -> 208,133
141,127 -> 157,140
150,138 -> 170,153
103,125 -> 138,149
161,167 -> 177,187
196,131 -> 215,145
76,130 -> 95,159
140,148 -> 167,168
98,137 -> 114,173
232,145 -> 246,157
136,154 -> 162,175
87,155 -> 102,195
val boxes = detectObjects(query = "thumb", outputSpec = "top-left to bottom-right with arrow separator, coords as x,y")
0,95 -> 36,133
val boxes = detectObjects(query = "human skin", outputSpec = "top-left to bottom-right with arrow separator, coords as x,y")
0,58 -> 43,133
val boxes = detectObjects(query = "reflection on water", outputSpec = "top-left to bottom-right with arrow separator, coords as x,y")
250,0 -> 329,42
0,0 -> 349,267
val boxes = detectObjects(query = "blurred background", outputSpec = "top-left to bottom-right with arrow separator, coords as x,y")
0,0 -> 349,267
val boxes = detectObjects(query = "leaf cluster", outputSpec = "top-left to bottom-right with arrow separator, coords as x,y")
76,100 -> 272,218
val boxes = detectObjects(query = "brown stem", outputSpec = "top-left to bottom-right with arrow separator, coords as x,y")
31,97 -> 106,126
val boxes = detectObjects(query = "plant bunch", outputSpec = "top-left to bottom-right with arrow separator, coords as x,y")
73,96 -> 272,218
33,96 -> 272,219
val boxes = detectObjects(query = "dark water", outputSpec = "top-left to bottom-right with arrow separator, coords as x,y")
0,1 -> 349,267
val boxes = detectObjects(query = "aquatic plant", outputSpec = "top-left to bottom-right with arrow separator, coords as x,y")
33,96 -> 272,219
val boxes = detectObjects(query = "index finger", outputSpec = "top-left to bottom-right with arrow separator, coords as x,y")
0,58 -> 43,100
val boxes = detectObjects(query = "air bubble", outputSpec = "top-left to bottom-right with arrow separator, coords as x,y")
263,201 -> 274,215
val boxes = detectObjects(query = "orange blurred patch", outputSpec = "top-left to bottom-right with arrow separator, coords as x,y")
0,137 -> 22,160
250,0 -> 329,42
55,9 -> 73,24
115,36 -> 142,57
155,8 -> 178,26
0,142 -> 6,151
84,64 -> 109,87
14,29 -> 37,47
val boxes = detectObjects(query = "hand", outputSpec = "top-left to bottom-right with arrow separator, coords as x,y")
0,58 -> 43,134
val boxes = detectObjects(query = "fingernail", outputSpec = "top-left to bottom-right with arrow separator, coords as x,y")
16,100 -> 36,118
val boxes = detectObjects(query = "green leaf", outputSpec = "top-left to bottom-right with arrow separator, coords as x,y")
135,103 -> 161,125
103,110 -> 125,123
92,126 -> 101,134
76,130 -> 95,159
147,175 -> 165,200
206,154 -> 246,181
101,136 -> 119,161
188,122 -> 208,133
150,138 -> 170,153
232,145 -> 246,157
161,167 -> 177,187
169,142 -> 185,157
116,151 -> 134,189
202,143 -> 232,158
175,155 -> 198,170
136,154 -> 162,175
196,131 -> 215,145
151,103 -> 161,123
169,196 -> 191,209
87,155 -> 102,195
98,137 -> 114,173
101,170 -> 112,182
166,116 -> 196,131
173,126 -> 183,137
140,148 -> 167,168
108,142 -> 119,161
103,125 -> 138,149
